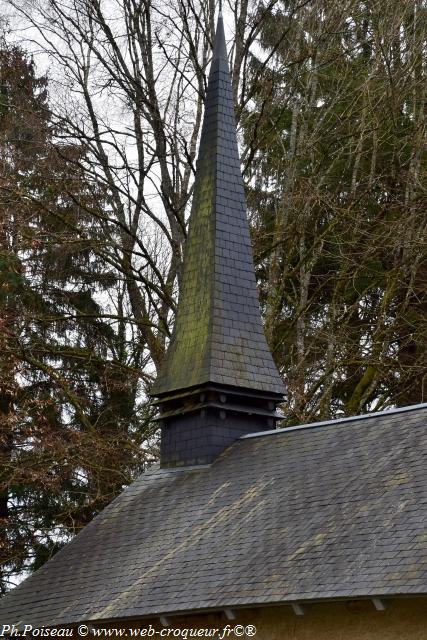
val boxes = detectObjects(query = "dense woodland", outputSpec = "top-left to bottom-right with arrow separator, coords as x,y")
0,0 -> 426,592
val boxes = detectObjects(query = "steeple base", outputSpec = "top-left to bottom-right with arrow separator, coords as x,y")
155,384 -> 283,468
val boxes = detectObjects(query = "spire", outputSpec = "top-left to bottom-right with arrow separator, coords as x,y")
152,16 -> 283,398
151,16 -> 284,467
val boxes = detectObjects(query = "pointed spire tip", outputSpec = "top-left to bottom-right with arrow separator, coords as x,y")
213,9 -> 227,61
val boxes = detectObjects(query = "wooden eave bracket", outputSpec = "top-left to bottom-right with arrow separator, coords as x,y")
291,603 -> 305,616
372,598 -> 387,611
224,608 -> 236,620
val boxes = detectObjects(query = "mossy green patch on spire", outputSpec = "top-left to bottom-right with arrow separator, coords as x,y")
154,174 -> 214,392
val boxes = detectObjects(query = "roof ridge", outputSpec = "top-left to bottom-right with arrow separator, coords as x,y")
241,402 -> 427,440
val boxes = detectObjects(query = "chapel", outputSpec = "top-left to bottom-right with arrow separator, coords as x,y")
0,13 -> 426,640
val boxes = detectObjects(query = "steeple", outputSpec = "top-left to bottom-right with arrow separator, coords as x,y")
151,15 -> 285,467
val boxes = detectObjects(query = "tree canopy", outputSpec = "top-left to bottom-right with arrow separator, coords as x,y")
242,0 -> 427,421
0,41 -> 156,592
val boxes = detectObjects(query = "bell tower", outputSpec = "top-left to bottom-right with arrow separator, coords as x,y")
150,14 -> 285,467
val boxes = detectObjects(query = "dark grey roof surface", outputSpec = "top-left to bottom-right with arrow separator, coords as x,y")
1,404 -> 426,627
151,17 -> 284,397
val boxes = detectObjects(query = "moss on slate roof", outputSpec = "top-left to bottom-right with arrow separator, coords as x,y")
1,404 -> 426,627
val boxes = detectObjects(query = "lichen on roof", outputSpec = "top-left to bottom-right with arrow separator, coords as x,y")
1,404 -> 426,626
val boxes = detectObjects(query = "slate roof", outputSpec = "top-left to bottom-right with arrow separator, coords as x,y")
151,16 -> 284,397
1,403 -> 426,627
